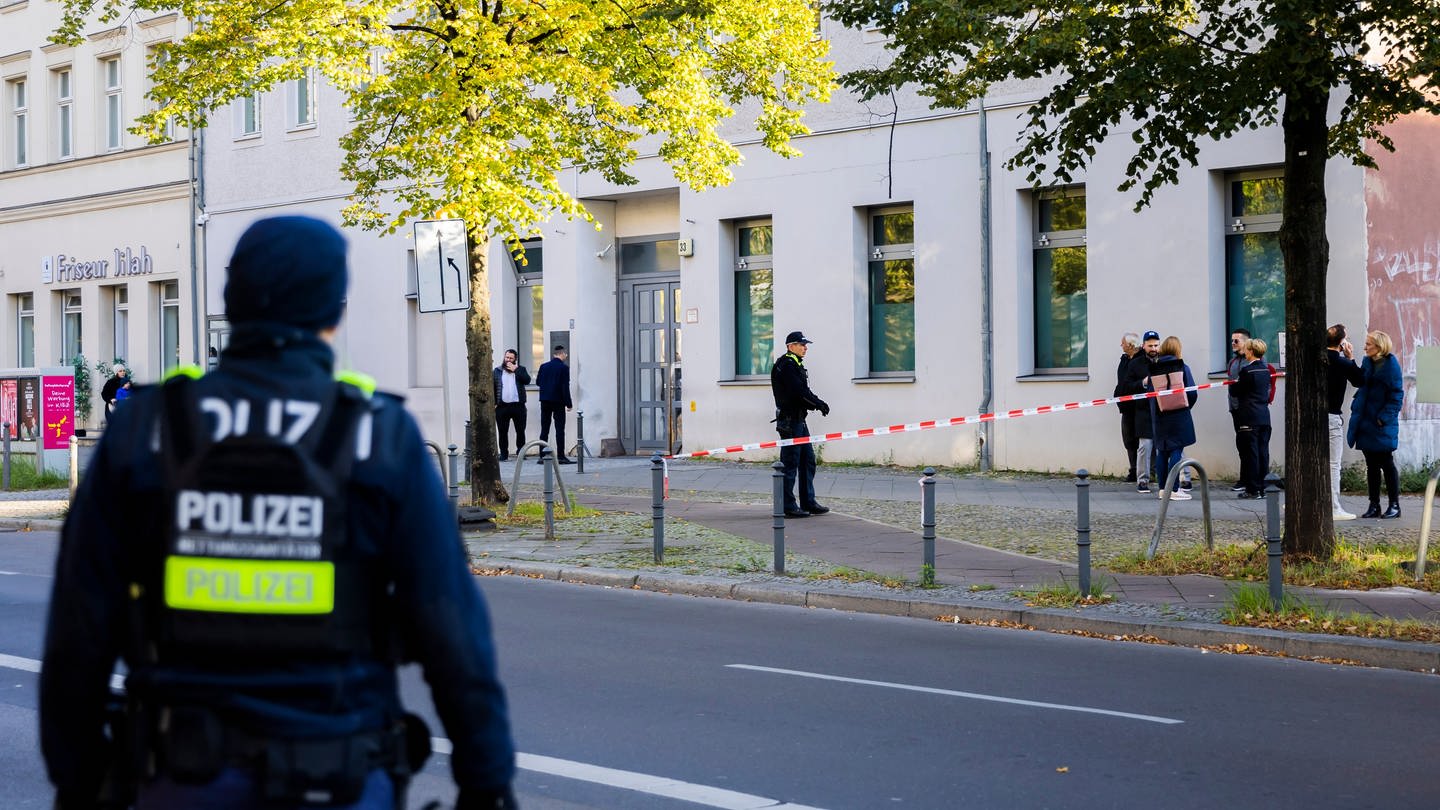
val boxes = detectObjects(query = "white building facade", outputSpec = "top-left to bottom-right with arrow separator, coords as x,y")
0,1 -> 199,431
194,18 -> 1435,477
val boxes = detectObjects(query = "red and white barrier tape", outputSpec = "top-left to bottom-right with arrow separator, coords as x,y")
667,380 -> 1239,460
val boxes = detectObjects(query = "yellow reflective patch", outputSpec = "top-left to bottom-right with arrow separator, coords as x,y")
164,556 -> 335,614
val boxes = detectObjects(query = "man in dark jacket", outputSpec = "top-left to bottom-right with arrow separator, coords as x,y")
493,349 -> 531,461
1122,331 -> 1161,493
771,331 -> 830,518
1114,332 -> 1141,482
1225,327 -> 1252,491
1325,325 -> 1362,519
40,216 -> 517,809
1232,338 -> 1274,499
536,344 -> 573,464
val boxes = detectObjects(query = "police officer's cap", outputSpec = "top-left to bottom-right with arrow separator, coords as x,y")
225,216 -> 349,330
785,331 -> 813,345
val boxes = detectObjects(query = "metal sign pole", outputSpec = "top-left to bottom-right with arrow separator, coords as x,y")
439,309 -> 453,450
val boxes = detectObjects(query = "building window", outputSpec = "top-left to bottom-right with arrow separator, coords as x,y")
147,46 -> 176,141
288,70 -> 316,129
512,239 -> 544,372
16,294 -> 34,367
110,285 -> 129,362
54,68 -> 72,159
206,316 -> 230,370
234,92 -> 261,138
10,78 -> 27,167
733,220 -> 774,378
61,290 -> 83,363
158,280 -> 181,374
102,57 -> 123,150
868,207 -> 915,374
1034,190 -> 1087,371
1226,172 -> 1284,359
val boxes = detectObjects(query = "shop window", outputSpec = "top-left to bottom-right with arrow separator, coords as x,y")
61,290 -> 83,364
1034,190 -> 1087,371
16,293 -> 34,367
110,284 -> 129,363
1225,171 -> 1284,362
868,206 -> 915,374
158,280 -> 180,374
512,239 -> 544,372
733,220 -> 774,378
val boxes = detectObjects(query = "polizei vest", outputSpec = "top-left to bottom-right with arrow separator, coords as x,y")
153,378 -> 378,663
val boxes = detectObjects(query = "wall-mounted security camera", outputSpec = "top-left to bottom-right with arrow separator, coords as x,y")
595,243 -> 614,259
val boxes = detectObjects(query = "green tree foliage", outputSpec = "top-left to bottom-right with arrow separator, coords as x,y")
827,0 -> 1440,558
55,0 -> 833,503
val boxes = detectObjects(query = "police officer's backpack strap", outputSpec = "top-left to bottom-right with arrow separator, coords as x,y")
159,373 -> 201,469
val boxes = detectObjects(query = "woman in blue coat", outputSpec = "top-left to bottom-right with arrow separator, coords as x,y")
1148,336 -> 1199,500
1347,330 -> 1405,518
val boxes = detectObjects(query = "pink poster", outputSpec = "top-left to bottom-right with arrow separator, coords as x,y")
0,380 -> 14,439
41,376 -> 75,450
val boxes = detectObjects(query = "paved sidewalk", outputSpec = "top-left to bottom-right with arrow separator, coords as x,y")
500,456 -> 1440,621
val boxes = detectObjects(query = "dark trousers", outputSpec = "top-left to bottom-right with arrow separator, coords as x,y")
779,418 -> 817,510
495,402 -> 526,458
1155,446 -> 1185,493
1236,424 -> 1272,494
1120,412 -> 1138,478
539,401 -> 568,459
1362,449 -> 1400,505
138,766 -> 393,809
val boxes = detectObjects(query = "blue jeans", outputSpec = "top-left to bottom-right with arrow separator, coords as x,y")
138,767 -> 394,809
779,418 -> 817,511
1155,447 -> 1185,492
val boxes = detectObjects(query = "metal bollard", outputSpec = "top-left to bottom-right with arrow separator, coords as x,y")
921,467 -> 936,586
69,435 -> 80,501
1265,472 -> 1283,610
2,421 -> 10,491
651,452 -> 665,563
447,444 -> 460,509
1076,469 -> 1091,596
576,411 -> 585,474
772,461 -> 786,574
542,447 -> 556,540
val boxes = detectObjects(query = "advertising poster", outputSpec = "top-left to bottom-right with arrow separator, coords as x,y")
41,376 -> 75,450
19,378 -> 38,441
0,380 -> 14,439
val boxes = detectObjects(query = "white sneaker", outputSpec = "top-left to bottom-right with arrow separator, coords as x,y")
1169,489 -> 1192,501
1333,510 -> 1357,521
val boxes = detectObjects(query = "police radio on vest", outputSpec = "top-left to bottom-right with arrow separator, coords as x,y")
176,490 -> 324,538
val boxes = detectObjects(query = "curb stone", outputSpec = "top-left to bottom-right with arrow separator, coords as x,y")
490,560 -> 1440,675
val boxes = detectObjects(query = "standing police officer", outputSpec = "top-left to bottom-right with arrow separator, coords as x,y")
40,216 -> 517,809
770,331 -> 830,519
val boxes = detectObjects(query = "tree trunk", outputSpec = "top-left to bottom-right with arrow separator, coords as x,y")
1279,88 -> 1333,559
466,231 -> 509,505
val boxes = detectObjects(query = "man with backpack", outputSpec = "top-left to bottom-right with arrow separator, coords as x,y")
40,216 -> 517,809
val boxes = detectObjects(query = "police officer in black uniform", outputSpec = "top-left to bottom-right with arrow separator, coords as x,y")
40,216 -> 517,809
770,331 -> 830,518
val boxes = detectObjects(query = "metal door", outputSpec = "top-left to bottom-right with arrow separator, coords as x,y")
627,279 -> 682,454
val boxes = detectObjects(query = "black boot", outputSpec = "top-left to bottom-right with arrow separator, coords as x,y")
1381,502 -> 1402,519
1361,502 -> 1382,519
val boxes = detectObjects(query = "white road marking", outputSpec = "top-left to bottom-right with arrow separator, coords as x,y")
0,653 -> 125,691
0,654 -> 825,809
432,739 -> 823,809
727,664 -> 1184,725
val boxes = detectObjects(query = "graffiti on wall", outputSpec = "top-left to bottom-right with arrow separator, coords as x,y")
1365,112 -> 1440,465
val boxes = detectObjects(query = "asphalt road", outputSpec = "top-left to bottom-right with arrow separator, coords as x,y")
3,529 -> 1439,809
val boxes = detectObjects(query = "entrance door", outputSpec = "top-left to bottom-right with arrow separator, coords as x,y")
626,279 -> 682,454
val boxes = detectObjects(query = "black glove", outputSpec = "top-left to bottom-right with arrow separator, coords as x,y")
817,400 -> 830,417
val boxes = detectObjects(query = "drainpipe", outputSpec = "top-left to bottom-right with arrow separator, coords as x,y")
186,18 -> 206,366
977,98 -> 994,472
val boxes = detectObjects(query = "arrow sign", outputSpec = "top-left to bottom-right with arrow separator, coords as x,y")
414,219 -> 471,313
